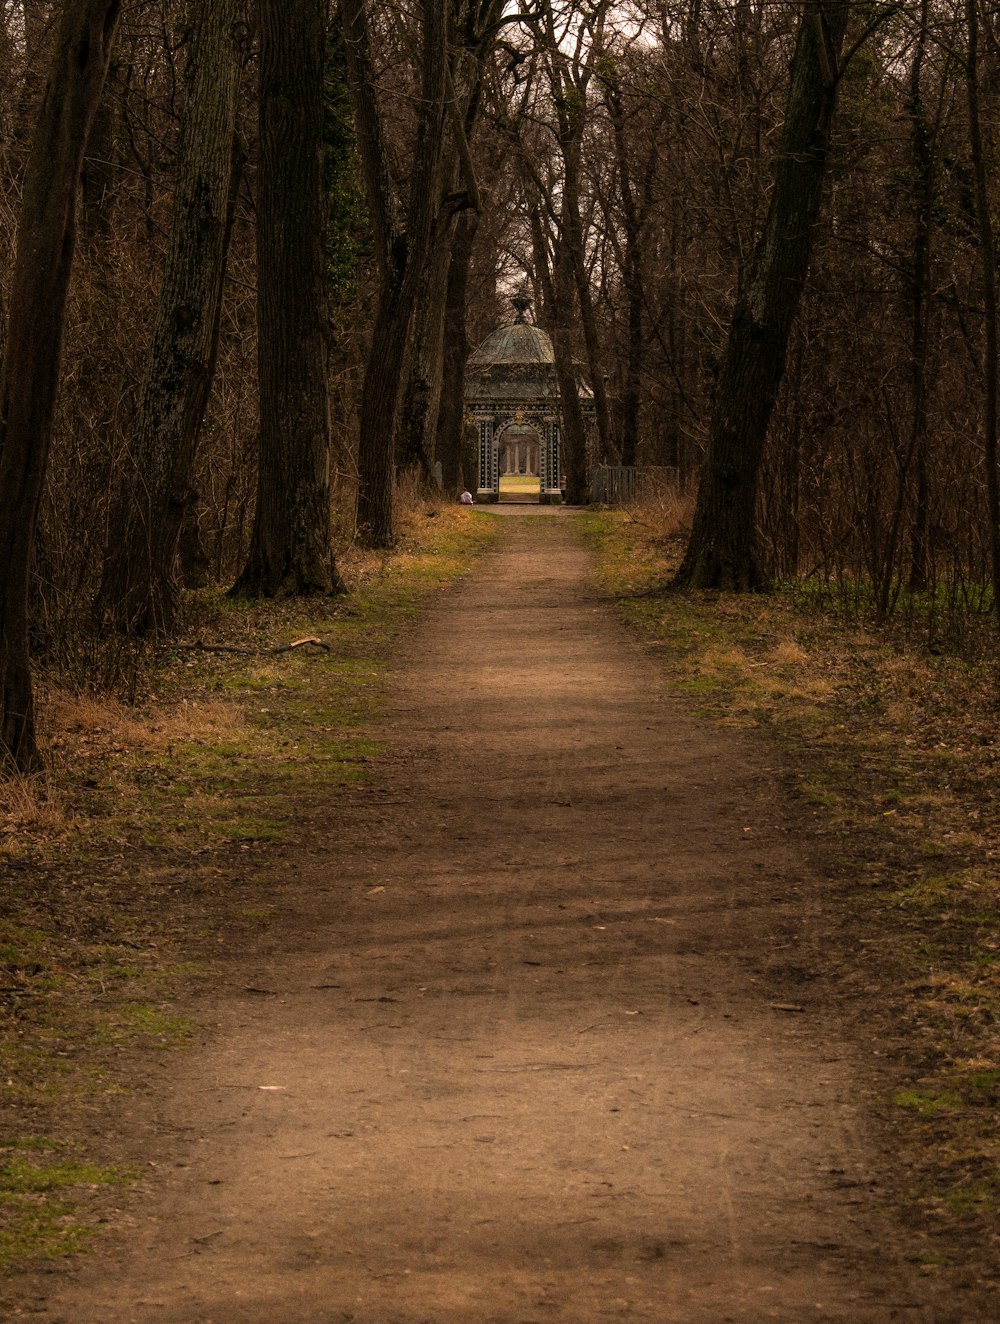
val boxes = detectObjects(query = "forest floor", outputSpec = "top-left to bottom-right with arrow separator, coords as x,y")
1,504 -> 998,1321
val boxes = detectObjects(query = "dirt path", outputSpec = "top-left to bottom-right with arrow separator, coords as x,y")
13,509 -> 939,1321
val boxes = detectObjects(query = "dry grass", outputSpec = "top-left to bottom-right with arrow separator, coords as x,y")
583,492 -> 1000,1284
0,775 -> 68,839
624,481 -> 695,542
1,502 -> 501,1274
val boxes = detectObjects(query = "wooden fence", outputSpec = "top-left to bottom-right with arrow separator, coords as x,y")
589,465 -> 677,505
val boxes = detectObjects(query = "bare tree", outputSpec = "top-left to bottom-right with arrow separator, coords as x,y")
964,0 -> 1000,626
344,0 -> 448,548
0,0 -> 121,772
674,1 -> 852,590
95,0 -> 243,635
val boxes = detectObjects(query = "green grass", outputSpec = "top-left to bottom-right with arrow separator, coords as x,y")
894,1088 -> 963,1118
579,503 -> 1000,1279
0,1147 -> 136,1271
1,499 -> 502,1276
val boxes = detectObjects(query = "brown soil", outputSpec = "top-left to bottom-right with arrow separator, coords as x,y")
5,508 -> 976,1321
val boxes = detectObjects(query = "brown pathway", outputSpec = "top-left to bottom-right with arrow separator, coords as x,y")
11,508 -> 937,1322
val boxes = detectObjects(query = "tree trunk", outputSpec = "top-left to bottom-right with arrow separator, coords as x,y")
437,209 -> 477,494
344,0 -> 447,548
531,201 -> 588,504
552,241 -> 589,504
604,77 -> 655,468
0,0 -> 121,773
906,4 -> 934,593
397,214 -> 453,481
673,1 -> 850,591
95,0 -> 241,634
965,0 -> 1000,626
562,124 -> 615,465
81,58 -> 119,244
233,0 -> 342,598
355,262 -> 410,541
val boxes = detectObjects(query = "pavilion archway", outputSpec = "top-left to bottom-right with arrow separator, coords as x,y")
472,408 -> 562,504
464,294 -> 594,505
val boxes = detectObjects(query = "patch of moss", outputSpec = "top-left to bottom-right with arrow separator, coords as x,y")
800,783 -> 840,809
0,1146 -> 136,1271
0,1201 -> 94,1270
893,875 -> 961,911
893,1088 -> 962,1118
92,1004 -> 196,1048
0,1155 -> 133,1195
941,1178 -> 1000,1216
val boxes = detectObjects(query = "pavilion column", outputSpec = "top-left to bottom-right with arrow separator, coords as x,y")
478,415 -> 497,499
539,416 -> 561,502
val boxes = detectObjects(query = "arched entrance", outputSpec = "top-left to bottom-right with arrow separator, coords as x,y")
473,410 -> 561,504
498,423 -> 541,501
465,294 -> 593,503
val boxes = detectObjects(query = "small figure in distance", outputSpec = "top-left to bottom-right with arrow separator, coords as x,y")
459,488 -> 474,505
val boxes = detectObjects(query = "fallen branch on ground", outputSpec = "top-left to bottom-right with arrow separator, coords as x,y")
170,636 -> 331,657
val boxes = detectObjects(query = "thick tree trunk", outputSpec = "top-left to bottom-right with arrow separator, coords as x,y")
0,0 -> 121,773
233,0 -> 342,597
397,217 -> 453,481
95,0 -> 241,634
604,79 -> 654,468
673,1 -> 850,591
551,246 -> 589,504
355,263 -> 410,541
437,209 -> 477,495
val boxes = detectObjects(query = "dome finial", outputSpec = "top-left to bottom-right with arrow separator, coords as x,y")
511,290 -> 532,323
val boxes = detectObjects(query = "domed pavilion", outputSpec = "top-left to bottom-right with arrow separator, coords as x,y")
465,293 -> 594,502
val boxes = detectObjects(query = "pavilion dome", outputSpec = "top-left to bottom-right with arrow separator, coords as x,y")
465,293 -> 561,404
467,318 -> 554,369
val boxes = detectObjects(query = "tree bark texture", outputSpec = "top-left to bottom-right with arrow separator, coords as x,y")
674,0 -> 850,591
965,0 -> 1000,627
0,0 -> 121,772
345,0 -> 447,548
436,209 -> 477,494
233,0 -> 342,598
561,116 -> 615,466
96,0 -> 241,634
397,214 -> 453,481
530,199 -> 588,504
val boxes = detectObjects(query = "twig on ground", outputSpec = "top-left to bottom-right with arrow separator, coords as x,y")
170,636 -> 331,657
